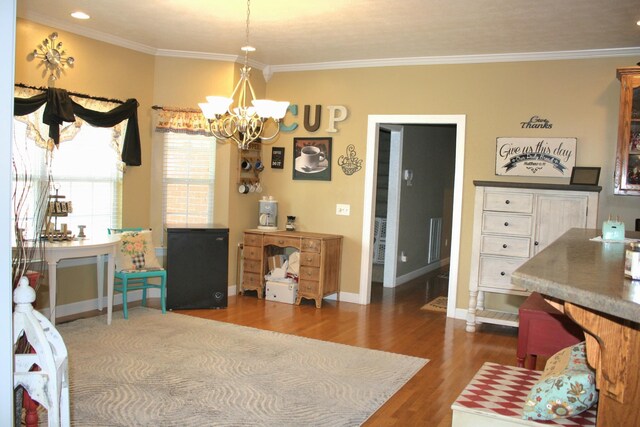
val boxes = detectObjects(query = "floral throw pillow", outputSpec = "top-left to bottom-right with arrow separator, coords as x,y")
115,230 -> 162,271
522,341 -> 597,421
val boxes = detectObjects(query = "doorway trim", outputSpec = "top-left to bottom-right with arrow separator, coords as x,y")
359,115 -> 466,318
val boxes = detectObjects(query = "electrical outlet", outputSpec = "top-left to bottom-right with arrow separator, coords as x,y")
336,204 -> 350,216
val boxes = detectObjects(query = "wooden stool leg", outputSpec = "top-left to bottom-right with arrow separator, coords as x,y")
525,354 -> 537,370
23,388 -> 39,427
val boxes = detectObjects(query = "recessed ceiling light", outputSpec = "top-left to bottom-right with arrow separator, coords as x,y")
71,11 -> 90,20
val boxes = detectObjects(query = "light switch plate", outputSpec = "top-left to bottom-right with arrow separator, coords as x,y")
336,204 -> 350,216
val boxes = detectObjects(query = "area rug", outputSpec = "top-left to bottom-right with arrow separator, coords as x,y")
420,296 -> 448,313
43,307 -> 428,426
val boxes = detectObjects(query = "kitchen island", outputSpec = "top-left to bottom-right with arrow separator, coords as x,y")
512,228 -> 640,427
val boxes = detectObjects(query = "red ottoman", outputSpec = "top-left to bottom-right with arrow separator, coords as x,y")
517,292 -> 584,369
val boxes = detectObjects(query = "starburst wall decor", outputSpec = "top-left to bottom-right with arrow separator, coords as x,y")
30,32 -> 75,86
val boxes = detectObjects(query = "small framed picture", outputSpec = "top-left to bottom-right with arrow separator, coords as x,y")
570,166 -> 601,185
293,137 -> 332,181
271,147 -> 285,169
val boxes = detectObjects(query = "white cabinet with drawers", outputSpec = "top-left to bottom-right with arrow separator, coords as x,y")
466,181 -> 600,332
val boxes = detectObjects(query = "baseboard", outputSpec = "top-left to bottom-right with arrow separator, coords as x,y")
395,260 -> 444,286
39,287 -> 462,320
39,286 -> 237,319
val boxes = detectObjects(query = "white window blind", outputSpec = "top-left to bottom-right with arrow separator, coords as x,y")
12,118 -> 123,239
162,132 -> 216,226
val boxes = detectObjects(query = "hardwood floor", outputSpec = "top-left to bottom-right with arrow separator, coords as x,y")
164,268 -> 519,426
55,268 -> 518,425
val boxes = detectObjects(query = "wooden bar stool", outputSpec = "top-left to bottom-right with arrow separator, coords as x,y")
517,292 -> 584,369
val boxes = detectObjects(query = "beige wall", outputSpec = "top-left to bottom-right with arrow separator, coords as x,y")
15,18 -> 639,311
264,58 -> 638,306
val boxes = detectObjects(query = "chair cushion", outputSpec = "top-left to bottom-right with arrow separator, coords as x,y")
522,341 -> 597,421
115,230 -> 162,271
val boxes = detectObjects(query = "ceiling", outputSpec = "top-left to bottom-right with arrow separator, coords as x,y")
17,0 -> 640,73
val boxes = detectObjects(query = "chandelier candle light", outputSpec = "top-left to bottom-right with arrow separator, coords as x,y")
199,0 -> 289,151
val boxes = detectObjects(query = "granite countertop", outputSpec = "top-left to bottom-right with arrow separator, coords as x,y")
511,228 -> 640,323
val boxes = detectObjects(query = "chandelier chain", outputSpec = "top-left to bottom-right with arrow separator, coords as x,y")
245,0 -> 251,47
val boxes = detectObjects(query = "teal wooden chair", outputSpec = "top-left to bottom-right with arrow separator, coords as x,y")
108,228 -> 166,319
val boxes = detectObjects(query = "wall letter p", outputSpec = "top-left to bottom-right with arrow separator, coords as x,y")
325,105 -> 348,133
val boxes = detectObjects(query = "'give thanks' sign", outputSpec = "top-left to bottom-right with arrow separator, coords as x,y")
495,137 -> 576,177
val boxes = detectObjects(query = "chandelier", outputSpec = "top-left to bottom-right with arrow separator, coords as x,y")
199,0 -> 289,151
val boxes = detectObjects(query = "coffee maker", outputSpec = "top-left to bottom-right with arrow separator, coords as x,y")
258,196 -> 278,231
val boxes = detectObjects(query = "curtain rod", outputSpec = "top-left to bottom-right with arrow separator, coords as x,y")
14,83 -> 125,104
152,105 -> 202,113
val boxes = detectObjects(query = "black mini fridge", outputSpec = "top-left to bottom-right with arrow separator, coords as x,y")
166,226 -> 229,309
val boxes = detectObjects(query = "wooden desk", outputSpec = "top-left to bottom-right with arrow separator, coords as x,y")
241,230 -> 342,308
512,228 -> 640,427
44,235 -> 120,325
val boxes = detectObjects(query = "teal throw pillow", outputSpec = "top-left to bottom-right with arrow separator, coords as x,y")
522,341 -> 597,421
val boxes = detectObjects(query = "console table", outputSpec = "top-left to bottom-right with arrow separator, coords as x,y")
241,230 -> 342,308
512,228 -> 640,426
44,235 -> 120,325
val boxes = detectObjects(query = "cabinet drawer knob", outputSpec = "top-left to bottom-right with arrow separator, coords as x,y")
278,239 -> 284,244
504,222 -> 509,226
502,244 -> 508,248
306,257 -> 313,262
505,200 -> 510,204
500,271 -> 506,276
534,241 -> 539,246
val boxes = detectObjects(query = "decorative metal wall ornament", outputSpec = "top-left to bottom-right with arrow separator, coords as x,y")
520,115 -> 553,129
30,32 -> 75,86
337,144 -> 363,175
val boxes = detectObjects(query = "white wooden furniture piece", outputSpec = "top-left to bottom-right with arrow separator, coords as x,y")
14,277 -> 70,427
44,235 -> 120,325
466,181 -> 600,332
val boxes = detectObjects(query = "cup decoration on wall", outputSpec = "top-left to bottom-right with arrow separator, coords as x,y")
293,137 -> 332,181
338,144 -> 362,175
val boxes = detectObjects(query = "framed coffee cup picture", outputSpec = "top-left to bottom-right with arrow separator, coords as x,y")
293,137 -> 332,181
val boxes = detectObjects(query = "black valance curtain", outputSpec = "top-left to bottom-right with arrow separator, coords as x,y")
14,87 -> 142,166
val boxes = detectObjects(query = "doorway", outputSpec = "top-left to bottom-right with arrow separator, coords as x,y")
359,115 -> 466,318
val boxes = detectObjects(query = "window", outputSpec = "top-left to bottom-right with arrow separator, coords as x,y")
162,132 -> 216,226
12,114 -> 123,240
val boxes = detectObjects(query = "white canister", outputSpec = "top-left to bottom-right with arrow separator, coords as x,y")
625,242 -> 640,280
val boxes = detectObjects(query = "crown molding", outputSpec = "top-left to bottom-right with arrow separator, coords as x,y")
269,47 -> 640,73
155,49 -> 240,63
19,12 -> 640,75
20,11 -> 158,55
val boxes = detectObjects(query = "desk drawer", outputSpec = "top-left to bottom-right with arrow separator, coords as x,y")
243,245 -> 262,260
479,256 -> 527,290
483,192 -> 533,213
264,235 -> 301,249
300,265 -> 320,281
301,238 -> 321,253
298,279 -> 320,295
480,235 -> 530,257
242,272 -> 262,289
300,251 -> 321,267
482,213 -> 532,236
244,233 -> 263,247
243,259 -> 262,274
